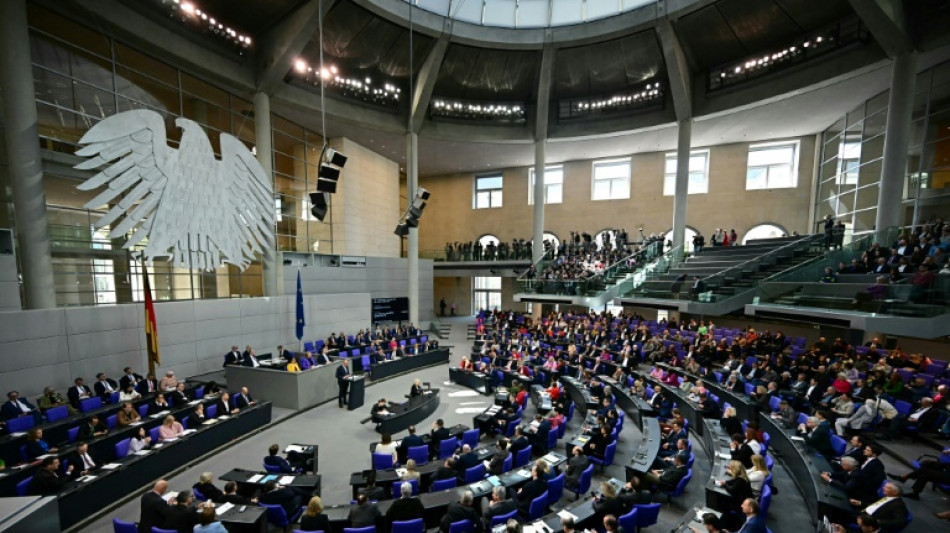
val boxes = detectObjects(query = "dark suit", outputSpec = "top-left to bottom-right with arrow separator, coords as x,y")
1,398 -> 37,420
482,499 -> 517,528
136,379 -> 158,395
336,364 -> 351,407
300,513 -> 331,532
736,514 -> 768,533
260,486 -> 300,516
138,491 -> 170,533
149,400 -> 171,415
456,451 -> 479,474
867,498 -> 908,533
348,502 -> 381,528
655,464 -> 688,492
193,481 -> 225,503
593,496 -> 624,521
386,496 -> 425,522
30,468 -> 69,495
119,373 -> 144,390
398,433 -> 426,463
93,379 -> 119,399
488,450 -> 510,476
430,427 -> 451,455
516,478 -> 547,512
440,501 -> 481,533
804,421 -> 835,459
223,351 -> 243,366
164,503 -> 200,533
189,412 -> 207,429
68,448 -> 101,477
264,455 -> 295,473
67,385 -> 92,409
532,420 -> 552,452
233,392 -> 252,409
509,435 -> 530,454
222,492 -> 255,506
564,453 -> 590,489
731,443 -> 754,469
168,390 -> 188,406
78,420 -> 107,441
242,354 -> 261,367
315,352 -> 331,365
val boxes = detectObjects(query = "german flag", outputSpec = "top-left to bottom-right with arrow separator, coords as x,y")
143,262 -> 161,368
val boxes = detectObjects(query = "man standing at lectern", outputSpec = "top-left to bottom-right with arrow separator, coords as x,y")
337,358 -> 351,408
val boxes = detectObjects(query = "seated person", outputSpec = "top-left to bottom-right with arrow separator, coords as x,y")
371,398 -> 392,422
214,392 -> 240,416
165,490 -> 213,532
359,470 -> 386,501
259,479 -> 301,516
386,482 -> 424,522
30,456 -> 72,495
194,506 -> 228,533
68,442 -> 100,478
299,496 -> 330,532
116,401 -> 141,428
481,486 -> 517,530
375,433 -> 399,464
221,481 -> 257,505
264,443 -> 306,473
189,403 -> 208,428
348,493 -> 381,527
455,444 -> 480,475
410,379 -> 424,398
157,414 -> 185,441
78,414 -> 109,441
168,383 -> 189,406
640,453 -> 689,492
193,471 -> 225,503
514,465 -> 547,514
488,439 -> 510,476
149,393 -> 171,415
585,425 -> 613,459
37,386 -> 76,415
118,384 -> 142,403
129,426 -> 152,453
2,390 -> 41,423
397,425 -> 425,464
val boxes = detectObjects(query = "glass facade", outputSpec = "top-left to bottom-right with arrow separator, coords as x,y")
814,60 -> 950,234
24,5 -> 333,306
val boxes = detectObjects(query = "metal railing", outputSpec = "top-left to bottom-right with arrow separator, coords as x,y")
755,276 -> 949,317
758,233 -> 874,284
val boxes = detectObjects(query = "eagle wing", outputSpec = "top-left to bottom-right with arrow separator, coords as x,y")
217,133 -> 275,269
74,109 -> 174,249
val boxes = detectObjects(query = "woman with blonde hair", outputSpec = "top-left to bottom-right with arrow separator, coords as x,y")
717,460 -> 753,521
748,454 -> 769,497
299,495 -> 330,531
158,414 -> 184,441
401,459 -> 420,481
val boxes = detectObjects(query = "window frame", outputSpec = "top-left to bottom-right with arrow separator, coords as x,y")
663,149 -> 710,196
745,140 -> 800,190
473,174 -> 504,209
590,158 -> 631,201
528,165 -> 564,205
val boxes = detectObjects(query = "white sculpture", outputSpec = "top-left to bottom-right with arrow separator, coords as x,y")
74,109 -> 275,271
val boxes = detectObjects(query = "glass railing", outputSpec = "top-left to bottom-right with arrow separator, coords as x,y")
757,233 -> 874,284
755,276 -> 950,317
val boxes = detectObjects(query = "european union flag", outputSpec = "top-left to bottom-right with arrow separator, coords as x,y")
295,270 -> 305,340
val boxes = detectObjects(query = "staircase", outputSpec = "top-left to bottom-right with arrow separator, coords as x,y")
430,319 -> 452,340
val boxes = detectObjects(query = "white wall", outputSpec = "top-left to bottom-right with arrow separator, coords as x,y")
0,292 -> 369,399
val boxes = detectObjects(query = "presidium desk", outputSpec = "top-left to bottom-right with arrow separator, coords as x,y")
226,349 -> 451,410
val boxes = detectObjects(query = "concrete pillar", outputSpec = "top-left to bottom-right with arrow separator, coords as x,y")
0,0 -> 56,309
532,139 -> 546,264
253,91 -> 279,297
874,53 -> 918,244
407,132 -> 419,324
670,119 -> 692,258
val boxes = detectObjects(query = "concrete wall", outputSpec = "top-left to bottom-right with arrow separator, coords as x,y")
0,254 -> 19,311
0,292 -> 369,399
418,137 -> 816,249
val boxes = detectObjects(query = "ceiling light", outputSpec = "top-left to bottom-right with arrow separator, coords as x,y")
295,60 -> 307,72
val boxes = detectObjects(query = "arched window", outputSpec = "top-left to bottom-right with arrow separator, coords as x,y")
594,229 -> 616,250
543,232 -> 559,250
478,234 -> 499,248
664,227 -> 698,253
741,224 -> 787,245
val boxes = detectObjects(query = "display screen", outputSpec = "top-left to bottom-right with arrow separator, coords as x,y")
372,297 -> 409,323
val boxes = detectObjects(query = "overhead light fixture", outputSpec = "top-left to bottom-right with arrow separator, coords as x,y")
417,188 -> 430,201
316,178 -> 337,194
394,188 -> 432,236
394,223 -> 409,237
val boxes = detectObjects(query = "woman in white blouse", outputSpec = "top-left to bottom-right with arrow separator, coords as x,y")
375,433 -> 398,463
748,454 -> 769,497
129,426 -> 152,453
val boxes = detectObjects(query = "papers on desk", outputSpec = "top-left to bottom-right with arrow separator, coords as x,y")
395,468 -> 408,478
36,454 -> 52,460
133,450 -> 151,456
216,503 -> 234,516
165,491 -> 179,503
130,421 -> 144,427
695,508 -> 721,522
542,453 -> 559,464
716,452 -> 731,460
285,445 -> 309,454
182,429 -> 197,435
790,436 -> 805,443
279,475 -> 295,485
188,400 -> 202,406
576,436 -> 590,443
163,437 -> 179,443
556,510 -> 578,522
101,463 -> 122,470
10,432 -> 26,438
516,469 -> 531,477
487,476 -> 502,487
486,406 -> 501,415
202,419 -> 218,425
248,474 -> 264,483
76,474 -> 97,482
150,410 -> 171,419
217,415 -> 231,421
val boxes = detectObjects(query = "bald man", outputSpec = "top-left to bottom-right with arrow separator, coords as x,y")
138,480 -> 170,533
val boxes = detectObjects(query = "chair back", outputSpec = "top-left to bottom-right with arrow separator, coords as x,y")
80,397 -> 102,412
344,527 -> 377,533
603,441 -> 617,465
830,435 -> 847,457
361,355 -> 371,369
670,469 -> 693,497
67,425 -> 80,443
502,453 -> 513,473
557,422 -> 567,439
489,509 -> 519,527
528,490 -> 548,520
408,445 -> 429,465
505,419 -> 520,437
138,404 -> 149,418
547,473 -> 565,504
464,463 -> 486,484
106,414 -> 118,429
514,445 -> 533,468
635,503 -> 662,528
760,483 -> 772,517
618,507 -> 639,533
15,476 -> 33,496
687,452 -> 695,469
448,519 -> 474,533
392,479 -> 419,499
546,428 -> 558,450
461,429 -> 480,449
110,392 -> 120,404
45,405 -> 68,422
577,464 -> 594,494
439,438 -> 458,459
431,477 -> 457,492
151,528 -> 178,533
372,452 -> 394,470
391,518 -> 424,533
112,518 -> 137,533
768,396 -> 781,412
206,404 -> 218,419
7,416 -> 35,433
193,487 -> 207,502
115,438 -> 131,458
263,463 -> 282,473
260,503 -> 292,527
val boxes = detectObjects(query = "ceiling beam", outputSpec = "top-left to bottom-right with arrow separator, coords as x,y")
255,0 -> 337,95
534,41 -> 555,141
655,18 -> 692,121
410,29 -> 451,134
847,0 -> 913,57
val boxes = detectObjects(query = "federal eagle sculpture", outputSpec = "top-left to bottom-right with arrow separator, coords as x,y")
74,109 -> 275,271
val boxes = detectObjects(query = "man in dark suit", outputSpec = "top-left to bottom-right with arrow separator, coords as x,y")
221,481 -> 257,505
440,490 -> 482,533
67,377 -> 93,410
455,444 -> 479,475
149,393 -> 171,415
435,457 -> 458,480
68,442 -> 101,478
429,418 -> 451,456
315,347 -> 331,366
1,390 -> 40,422
385,482 -> 425,523
531,414 -> 552,453
822,457 -> 866,502
488,439 -> 510,476
697,392 -> 721,420
259,479 -> 300,516
136,373 -> 159,395
78,414 -> 108,441
800,412 -> 835,459
336,358 -> 351,408
514,465 -> 547,513
277,345 -> 292,360
264,443 -> 296,473
168,383 -> 188,406
736,498 -> 768,533
857,483 -> 908,533
347,493 -> 381,528
233,387 -> 255,409
398,425 -> 426,464
481,486 -> 517,530
138,480 -> 171,533
119,367 -> 145,390
770,399 -> 798,429
563,446 -> 590,490
223,346 -> 243,367
509,426 -> 530,455
93,373 -> 119,400
30,456 -> 73,495
242,349 -> 262,367
165,491 -> 212,533
641,454 -> 688,492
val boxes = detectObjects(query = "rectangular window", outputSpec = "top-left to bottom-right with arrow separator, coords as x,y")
474,175 -> 503,209
528,165 -> 564,205
746,141 -> 799,190
836,139 -> 861,185
473,276 -> 502,313
591,159 -> 630,200
663,150 -> 709,196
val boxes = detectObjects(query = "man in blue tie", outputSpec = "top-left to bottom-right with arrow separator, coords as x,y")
736,498 -> 767,533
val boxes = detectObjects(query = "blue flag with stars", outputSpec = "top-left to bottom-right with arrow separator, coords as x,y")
295,270 -> 305,340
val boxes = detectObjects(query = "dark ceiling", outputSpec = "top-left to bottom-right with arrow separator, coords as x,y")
180,0 -> 301,36
553,29 -> 665,100
674,0 -> 855,70
431,44 -> 540,101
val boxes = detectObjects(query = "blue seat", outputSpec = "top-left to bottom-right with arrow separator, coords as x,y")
557,422 -> 567,440
109,392 -> 120,404
448,519 -> 474,533
67,426 -> 80,443
463,463 -> 486,484
263,463 -> 283,473
525,490 -> 548,520
372,452 -> 394,470
260,503 -> 303,529
392,479 -> 419,498
194,386 -> 205,399
687,452 -> 695,469
152,528 -> 178,533
361,355 -> 371,370
503,419 -> 520,437
431,477 -> 457,492
408,445 -> 429,465
439,438 -> 458,459
193,487 -> 207,502
768,396 -> 781,412
16,476 -> 33,496
502,453 -> 513,473
759,484 -> 772,517
115,438 -> 131,458
304,341 -> 315,352
665,468 -> 693,502
830,434 -> 847,457
113,518 -> 137,533
635,503 -> 661,531
45,405 -> 69,422
546,428 -> 558,451
571,464 -> 594,499
547,473 -> 565,504
106,414 -> 117,429
489,509 -> 519,527
461,429 -> 480,449
589,441 -> 617,470
149,426 -> 161,443
391,518 -> 424,533
344,527 -> 377,533
206,404 -> 217,419
514,446 -> 533,468
138,404 -> 149,418
618,507 -> 638,533
80,397 -> 102,412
